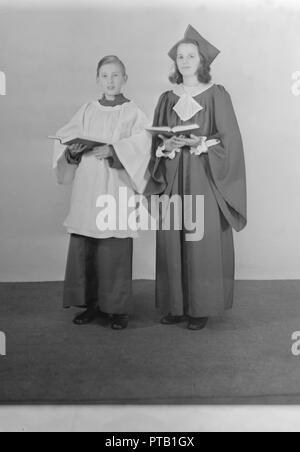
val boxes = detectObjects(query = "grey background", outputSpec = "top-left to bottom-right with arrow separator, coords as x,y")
0,0 -> 299,282
1,0 -> 300,433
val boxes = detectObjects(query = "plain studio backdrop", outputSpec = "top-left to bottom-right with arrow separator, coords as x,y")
0,0 -> 299,283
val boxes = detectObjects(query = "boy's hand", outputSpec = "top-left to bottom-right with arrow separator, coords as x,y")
92,145 -> 113,160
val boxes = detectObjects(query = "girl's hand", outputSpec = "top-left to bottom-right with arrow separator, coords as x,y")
91,145 -> 112,160
183,134 -> 204,148
159,135 -> 187,153
68,143 -> 87,156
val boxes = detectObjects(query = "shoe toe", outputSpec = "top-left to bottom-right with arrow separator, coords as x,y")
111,316 -> 128,330
187,318 -> 208,331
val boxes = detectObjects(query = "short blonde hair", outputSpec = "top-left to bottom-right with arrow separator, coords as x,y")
97,55 -> 127,79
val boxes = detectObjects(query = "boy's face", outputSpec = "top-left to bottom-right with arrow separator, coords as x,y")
98,63 -> 127,97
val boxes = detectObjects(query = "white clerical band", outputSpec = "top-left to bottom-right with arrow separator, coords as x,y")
156,137 -> 220,160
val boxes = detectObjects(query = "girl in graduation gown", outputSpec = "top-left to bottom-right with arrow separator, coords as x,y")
53,56 -> 151,330
145,26 -> 247,330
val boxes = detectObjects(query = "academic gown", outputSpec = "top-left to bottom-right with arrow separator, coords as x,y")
145,84 -> 247,318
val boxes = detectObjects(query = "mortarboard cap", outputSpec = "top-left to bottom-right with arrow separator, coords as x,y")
168,25 -> 220,66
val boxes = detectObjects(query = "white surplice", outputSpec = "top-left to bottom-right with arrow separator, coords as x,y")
53,100 -> 152,239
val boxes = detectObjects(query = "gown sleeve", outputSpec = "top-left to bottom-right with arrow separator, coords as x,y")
144,92 -> 169,196
52,103 -> 89,185
208,86 -> 247,232
112,104 -> 152,194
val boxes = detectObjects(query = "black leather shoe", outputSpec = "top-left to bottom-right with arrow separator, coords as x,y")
187,317 -> 209,331
111,315 -> 129,330
73,308 -> 101,325
161,314 -> 186,325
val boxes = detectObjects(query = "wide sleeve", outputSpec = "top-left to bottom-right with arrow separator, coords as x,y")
107,146 -> 124,170
144,92 -> 169,196
112,105 -> 152,194
52,103 -> 89,185
208,86 -> 247,232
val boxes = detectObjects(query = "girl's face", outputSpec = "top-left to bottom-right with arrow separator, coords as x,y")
176,43 -> 202,78
98,63 -> 127,97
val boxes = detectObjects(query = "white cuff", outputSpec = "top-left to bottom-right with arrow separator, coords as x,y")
156,145 -> 180,160
190,137 -> 209,156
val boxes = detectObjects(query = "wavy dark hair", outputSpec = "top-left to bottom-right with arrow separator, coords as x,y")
169,38 -> 212,85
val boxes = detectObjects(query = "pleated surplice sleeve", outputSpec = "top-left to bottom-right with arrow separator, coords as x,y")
113,103 -> 152,194
52,103 -> 89,185
208,86 -> 247,232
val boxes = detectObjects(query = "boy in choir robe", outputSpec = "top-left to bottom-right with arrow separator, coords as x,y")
145,25 -> 247,330
53,55 -> 151,330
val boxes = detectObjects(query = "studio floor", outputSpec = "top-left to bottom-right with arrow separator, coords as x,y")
0,280 -> 300,405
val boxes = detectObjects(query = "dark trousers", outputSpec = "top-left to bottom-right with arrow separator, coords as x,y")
63,234 -> 133,315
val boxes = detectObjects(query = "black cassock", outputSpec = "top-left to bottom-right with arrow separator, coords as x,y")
145,84 -> 247,318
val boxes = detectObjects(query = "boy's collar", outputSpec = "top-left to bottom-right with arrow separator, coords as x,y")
99,93 -> 130,107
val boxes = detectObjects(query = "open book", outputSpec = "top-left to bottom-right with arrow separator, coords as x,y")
146,124 -> 200,138
48,135 -> 107,152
